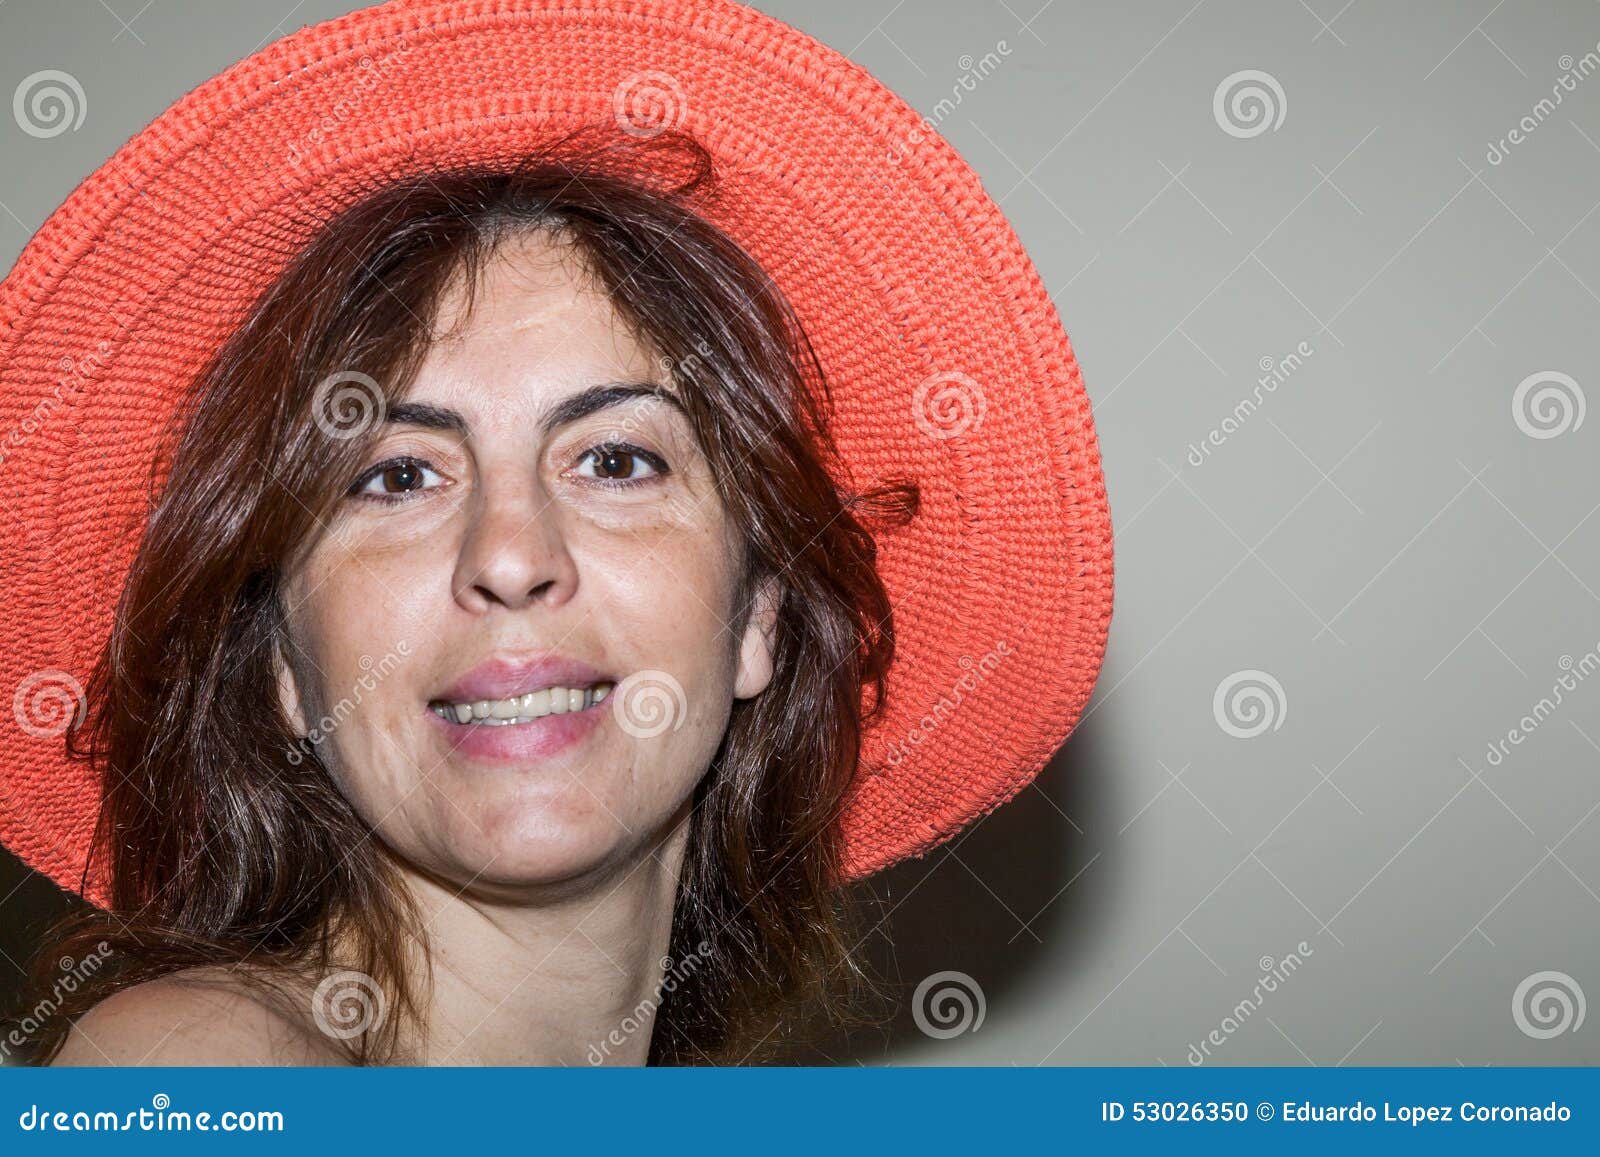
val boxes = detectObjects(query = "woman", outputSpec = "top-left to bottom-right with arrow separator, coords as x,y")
0,0 -> 1112,1066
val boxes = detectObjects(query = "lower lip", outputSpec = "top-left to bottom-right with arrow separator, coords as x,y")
423,695 -> 607,763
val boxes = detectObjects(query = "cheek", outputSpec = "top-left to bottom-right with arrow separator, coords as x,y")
286,548 -> 432,766
575,527 -> 738,683
568,527 -> 742,795
303,525 -> 447,658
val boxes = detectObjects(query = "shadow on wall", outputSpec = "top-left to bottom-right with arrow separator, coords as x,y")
0,721 -> 1109,1066
0,844 -> 89,1066
779,722 -> 1112,1064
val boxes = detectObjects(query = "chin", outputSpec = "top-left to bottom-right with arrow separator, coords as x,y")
436,797 -> 648,890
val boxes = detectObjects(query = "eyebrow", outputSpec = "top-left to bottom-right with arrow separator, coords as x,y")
383,382 -> 686,437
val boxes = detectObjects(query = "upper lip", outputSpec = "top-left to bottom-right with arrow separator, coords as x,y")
431,654 -> 613,704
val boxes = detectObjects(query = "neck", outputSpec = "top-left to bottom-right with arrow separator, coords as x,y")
353,822 -> 690,1066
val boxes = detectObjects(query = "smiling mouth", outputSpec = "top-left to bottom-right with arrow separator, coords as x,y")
428,681 -> 616,726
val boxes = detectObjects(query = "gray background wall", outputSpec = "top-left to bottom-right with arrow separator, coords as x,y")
1,0 -> 1596,1066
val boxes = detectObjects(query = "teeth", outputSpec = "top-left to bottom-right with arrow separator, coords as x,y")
432,682 -> 613,726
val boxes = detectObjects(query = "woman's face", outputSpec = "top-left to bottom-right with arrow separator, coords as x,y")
274,229 -> 779,895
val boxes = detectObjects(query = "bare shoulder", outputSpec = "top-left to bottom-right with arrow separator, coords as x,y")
50,965 -> 349,1066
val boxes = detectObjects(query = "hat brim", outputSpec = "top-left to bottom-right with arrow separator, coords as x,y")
0,0 -> 1112,907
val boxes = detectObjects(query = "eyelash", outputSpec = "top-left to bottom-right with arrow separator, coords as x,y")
575,442 -> 671,487
347,443 -> 671,506
347,457 -> 440,506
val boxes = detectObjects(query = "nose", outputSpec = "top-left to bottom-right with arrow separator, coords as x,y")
452,471 -> 579,613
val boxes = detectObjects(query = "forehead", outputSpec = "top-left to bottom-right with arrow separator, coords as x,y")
411,230 -> 665,416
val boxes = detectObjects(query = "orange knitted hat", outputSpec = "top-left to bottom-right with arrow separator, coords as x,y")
0,0 -> 1112,907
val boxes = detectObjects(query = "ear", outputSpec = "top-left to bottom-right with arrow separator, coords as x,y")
733,575 -> 782,700
272,632 -> 309,736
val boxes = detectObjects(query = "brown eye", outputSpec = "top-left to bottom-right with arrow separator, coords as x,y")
352,457 -> 442,500
576,443 -> 666,485
379,462 -> 423,491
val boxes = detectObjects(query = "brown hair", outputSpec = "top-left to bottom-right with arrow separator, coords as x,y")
8,128 -> 918,1065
